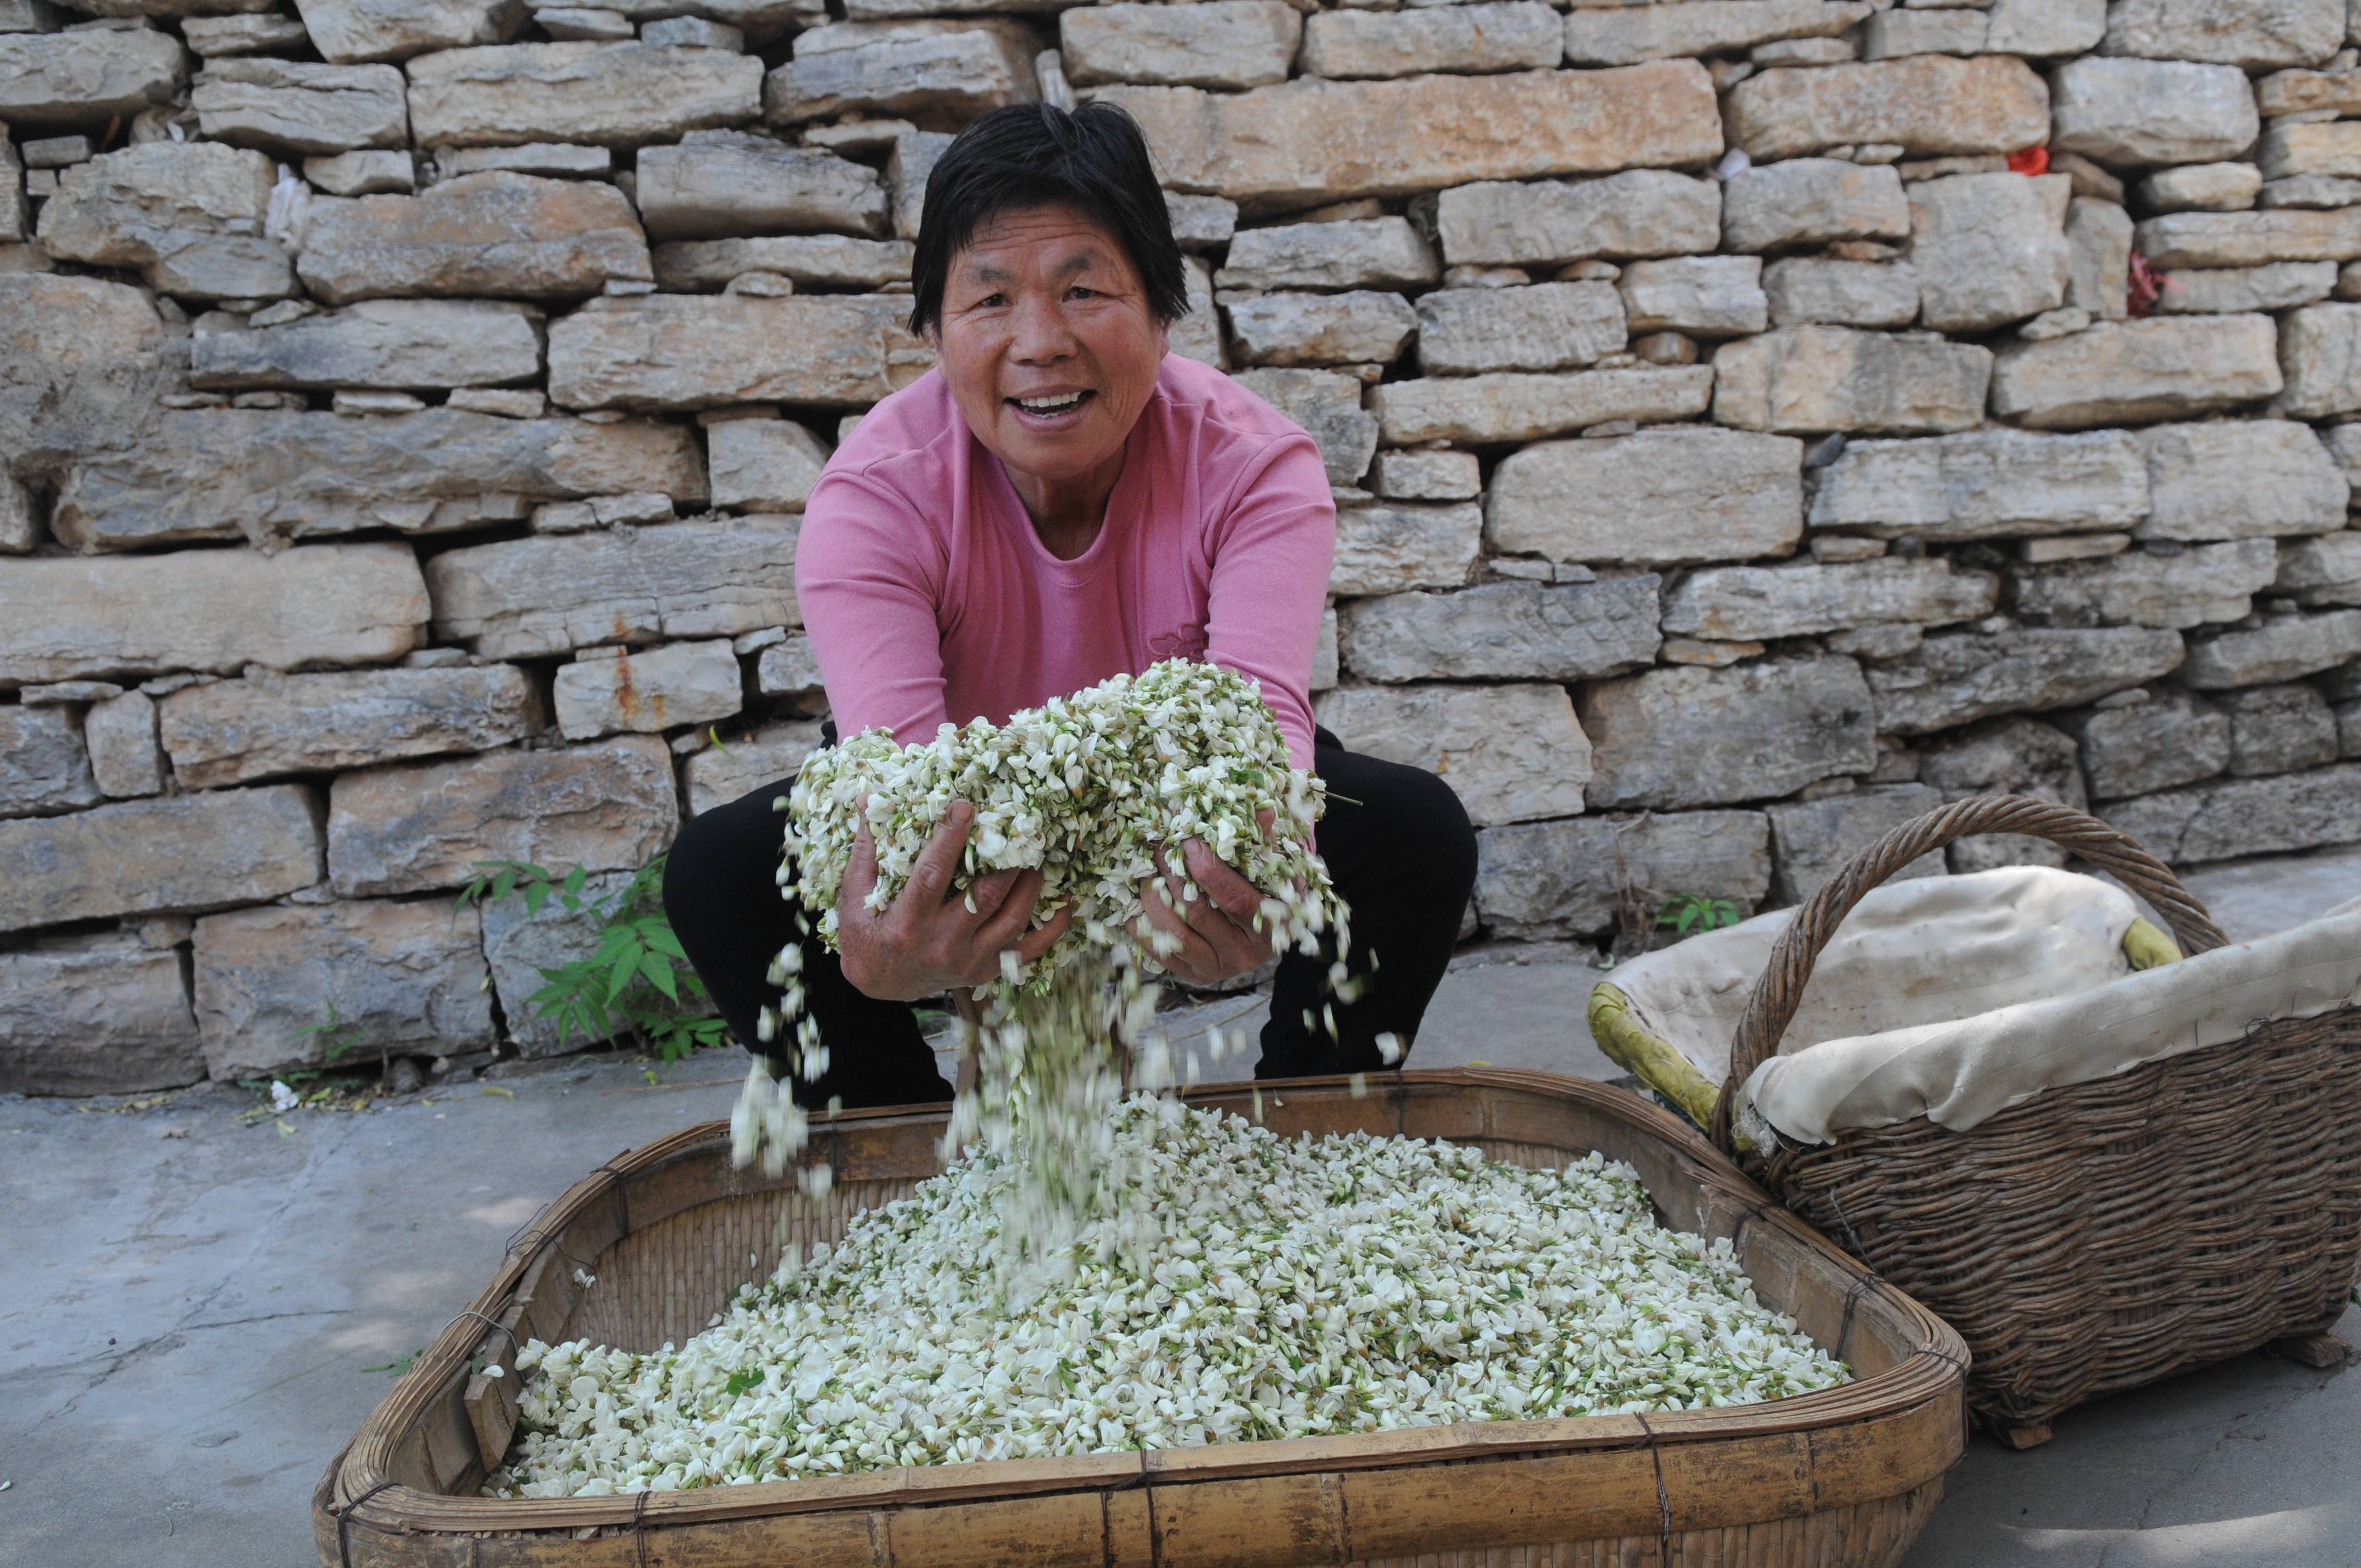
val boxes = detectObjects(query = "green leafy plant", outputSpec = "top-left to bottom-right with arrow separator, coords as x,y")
1657,893 -> 1743,938
456,855 -> 731,1064
363,1349 -> 422,1378
296,998 -> 365,1061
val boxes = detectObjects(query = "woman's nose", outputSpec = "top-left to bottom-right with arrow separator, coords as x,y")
1007,294 -> 1078,362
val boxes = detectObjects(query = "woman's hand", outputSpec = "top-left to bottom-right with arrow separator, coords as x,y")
836,799 -> 1074,1001
1135,820 -> 1280,987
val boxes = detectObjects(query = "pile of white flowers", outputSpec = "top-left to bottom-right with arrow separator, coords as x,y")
488,1097 -> 1848,1498
732,661 -> 1355,1279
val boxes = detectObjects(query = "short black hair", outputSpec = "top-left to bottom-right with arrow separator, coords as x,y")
907,101 -> 1190,340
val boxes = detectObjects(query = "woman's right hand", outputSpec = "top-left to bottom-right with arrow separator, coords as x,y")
835,799 -> 1074,1001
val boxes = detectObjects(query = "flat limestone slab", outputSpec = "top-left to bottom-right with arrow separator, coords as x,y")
1369,366 -> 1713,445
297,172 -> 652,304
191,897 -> 496,1080
54,407 -> 701,552
0,933 -> 203,1095
0,28 -> 188,130
405,41 -> 763,149
546,293 -> 934,411
187,299 -> 545,393
0,783 -> 323,932
1580,656 -> 1878,811
0,542 -> 426,685
425,515 -> 801,658
1473,813 -> 1771,943
325,734 -> 678,897
1339,576 -> 1661,684
1316,681 -> 1591,826
1486,427 -> 1802,566
157,664 -> 543,788
1100,61 -> 1721,209
1723,54 -> 2049,161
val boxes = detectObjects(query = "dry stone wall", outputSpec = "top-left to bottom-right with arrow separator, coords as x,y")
7,0 -> 2361,1095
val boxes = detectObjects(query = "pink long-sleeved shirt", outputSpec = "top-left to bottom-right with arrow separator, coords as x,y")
795,355 -> 1336,772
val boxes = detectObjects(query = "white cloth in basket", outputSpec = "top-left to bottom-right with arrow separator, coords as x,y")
1610,867 -> 2361,1145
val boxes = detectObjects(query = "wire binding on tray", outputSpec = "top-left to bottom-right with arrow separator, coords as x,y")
506,1164 -> 629,1260
1915,1345 -> 1970,1376
442,1307 -> 519,1352
333,1477 -> 399,1568
502,1227 -> 600,1277
1821,1187 -> 1872,1262
1835,1271 -> 1880,1366
1635,1413 -> 1673,1565
1726,1196 -> 1775,1255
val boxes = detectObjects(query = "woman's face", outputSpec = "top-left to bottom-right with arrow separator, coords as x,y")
932,203 -> 1168,494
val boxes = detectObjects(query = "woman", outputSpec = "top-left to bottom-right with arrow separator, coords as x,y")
665,102 -> 1476,1108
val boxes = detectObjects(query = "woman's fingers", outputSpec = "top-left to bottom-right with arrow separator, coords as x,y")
1188,896 -> 1267,976
1180,839 -> 1266,927
950,895 -> 1073,989
902,799 -> 974,907
1136,873 -> 1224,983
1171,841 -> 1277,978
1149,851 -> 1225,948
840,816 -> 882,919
1015,900 -> 1076,963
966,865 -> 1021,922
844,797 -> 1122,993
972,867 -> 1045,950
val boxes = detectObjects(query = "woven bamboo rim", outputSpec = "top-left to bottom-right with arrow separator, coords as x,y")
1708,794 -> 2229,1154
314,1070 -> 1969,1567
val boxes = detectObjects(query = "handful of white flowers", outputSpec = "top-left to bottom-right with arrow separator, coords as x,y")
731,661 -> 1353,1283
488,1098 -> 1849,1498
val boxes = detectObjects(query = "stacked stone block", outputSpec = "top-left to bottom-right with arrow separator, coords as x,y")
8,0 -> 2361,1095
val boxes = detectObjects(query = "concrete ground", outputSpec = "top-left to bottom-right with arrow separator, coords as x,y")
5,846 -> 2359,1568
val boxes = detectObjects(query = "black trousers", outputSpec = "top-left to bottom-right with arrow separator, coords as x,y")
663,727 -> 1477,1109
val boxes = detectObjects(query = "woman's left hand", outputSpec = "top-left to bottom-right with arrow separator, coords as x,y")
1135,829 -> 1278,987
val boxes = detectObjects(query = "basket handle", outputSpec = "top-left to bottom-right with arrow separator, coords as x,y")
1708,794 -> 2229,1155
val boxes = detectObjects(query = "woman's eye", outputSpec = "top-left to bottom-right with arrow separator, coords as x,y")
1068,286 -> 1098,300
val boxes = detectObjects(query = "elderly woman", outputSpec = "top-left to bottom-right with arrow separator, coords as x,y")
665,102 -> 1477,1109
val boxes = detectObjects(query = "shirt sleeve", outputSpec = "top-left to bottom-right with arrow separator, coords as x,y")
794,467 -> 954,748
1202,432 -> 1336,775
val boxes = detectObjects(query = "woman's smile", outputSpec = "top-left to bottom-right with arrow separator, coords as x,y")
1007,388 -> 1099,429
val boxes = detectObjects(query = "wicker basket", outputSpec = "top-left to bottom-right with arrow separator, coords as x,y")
314,1070 -> 1967,1567
1709,795 -> 2361,1449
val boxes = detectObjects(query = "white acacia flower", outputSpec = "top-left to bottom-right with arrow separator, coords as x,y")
487,1099 -> 1847,1500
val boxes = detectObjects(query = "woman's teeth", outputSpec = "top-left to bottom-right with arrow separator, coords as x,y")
1016,393 -> 1086,412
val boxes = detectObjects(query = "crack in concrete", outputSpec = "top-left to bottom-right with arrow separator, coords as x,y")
20,1114 -> 369,1436
180,1349 -> 362,1428
23,1330 -> 191,1431
171,1113 -> 361,1336
179,1308 -> 351,1333
2093,1360 -> 2354,1565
